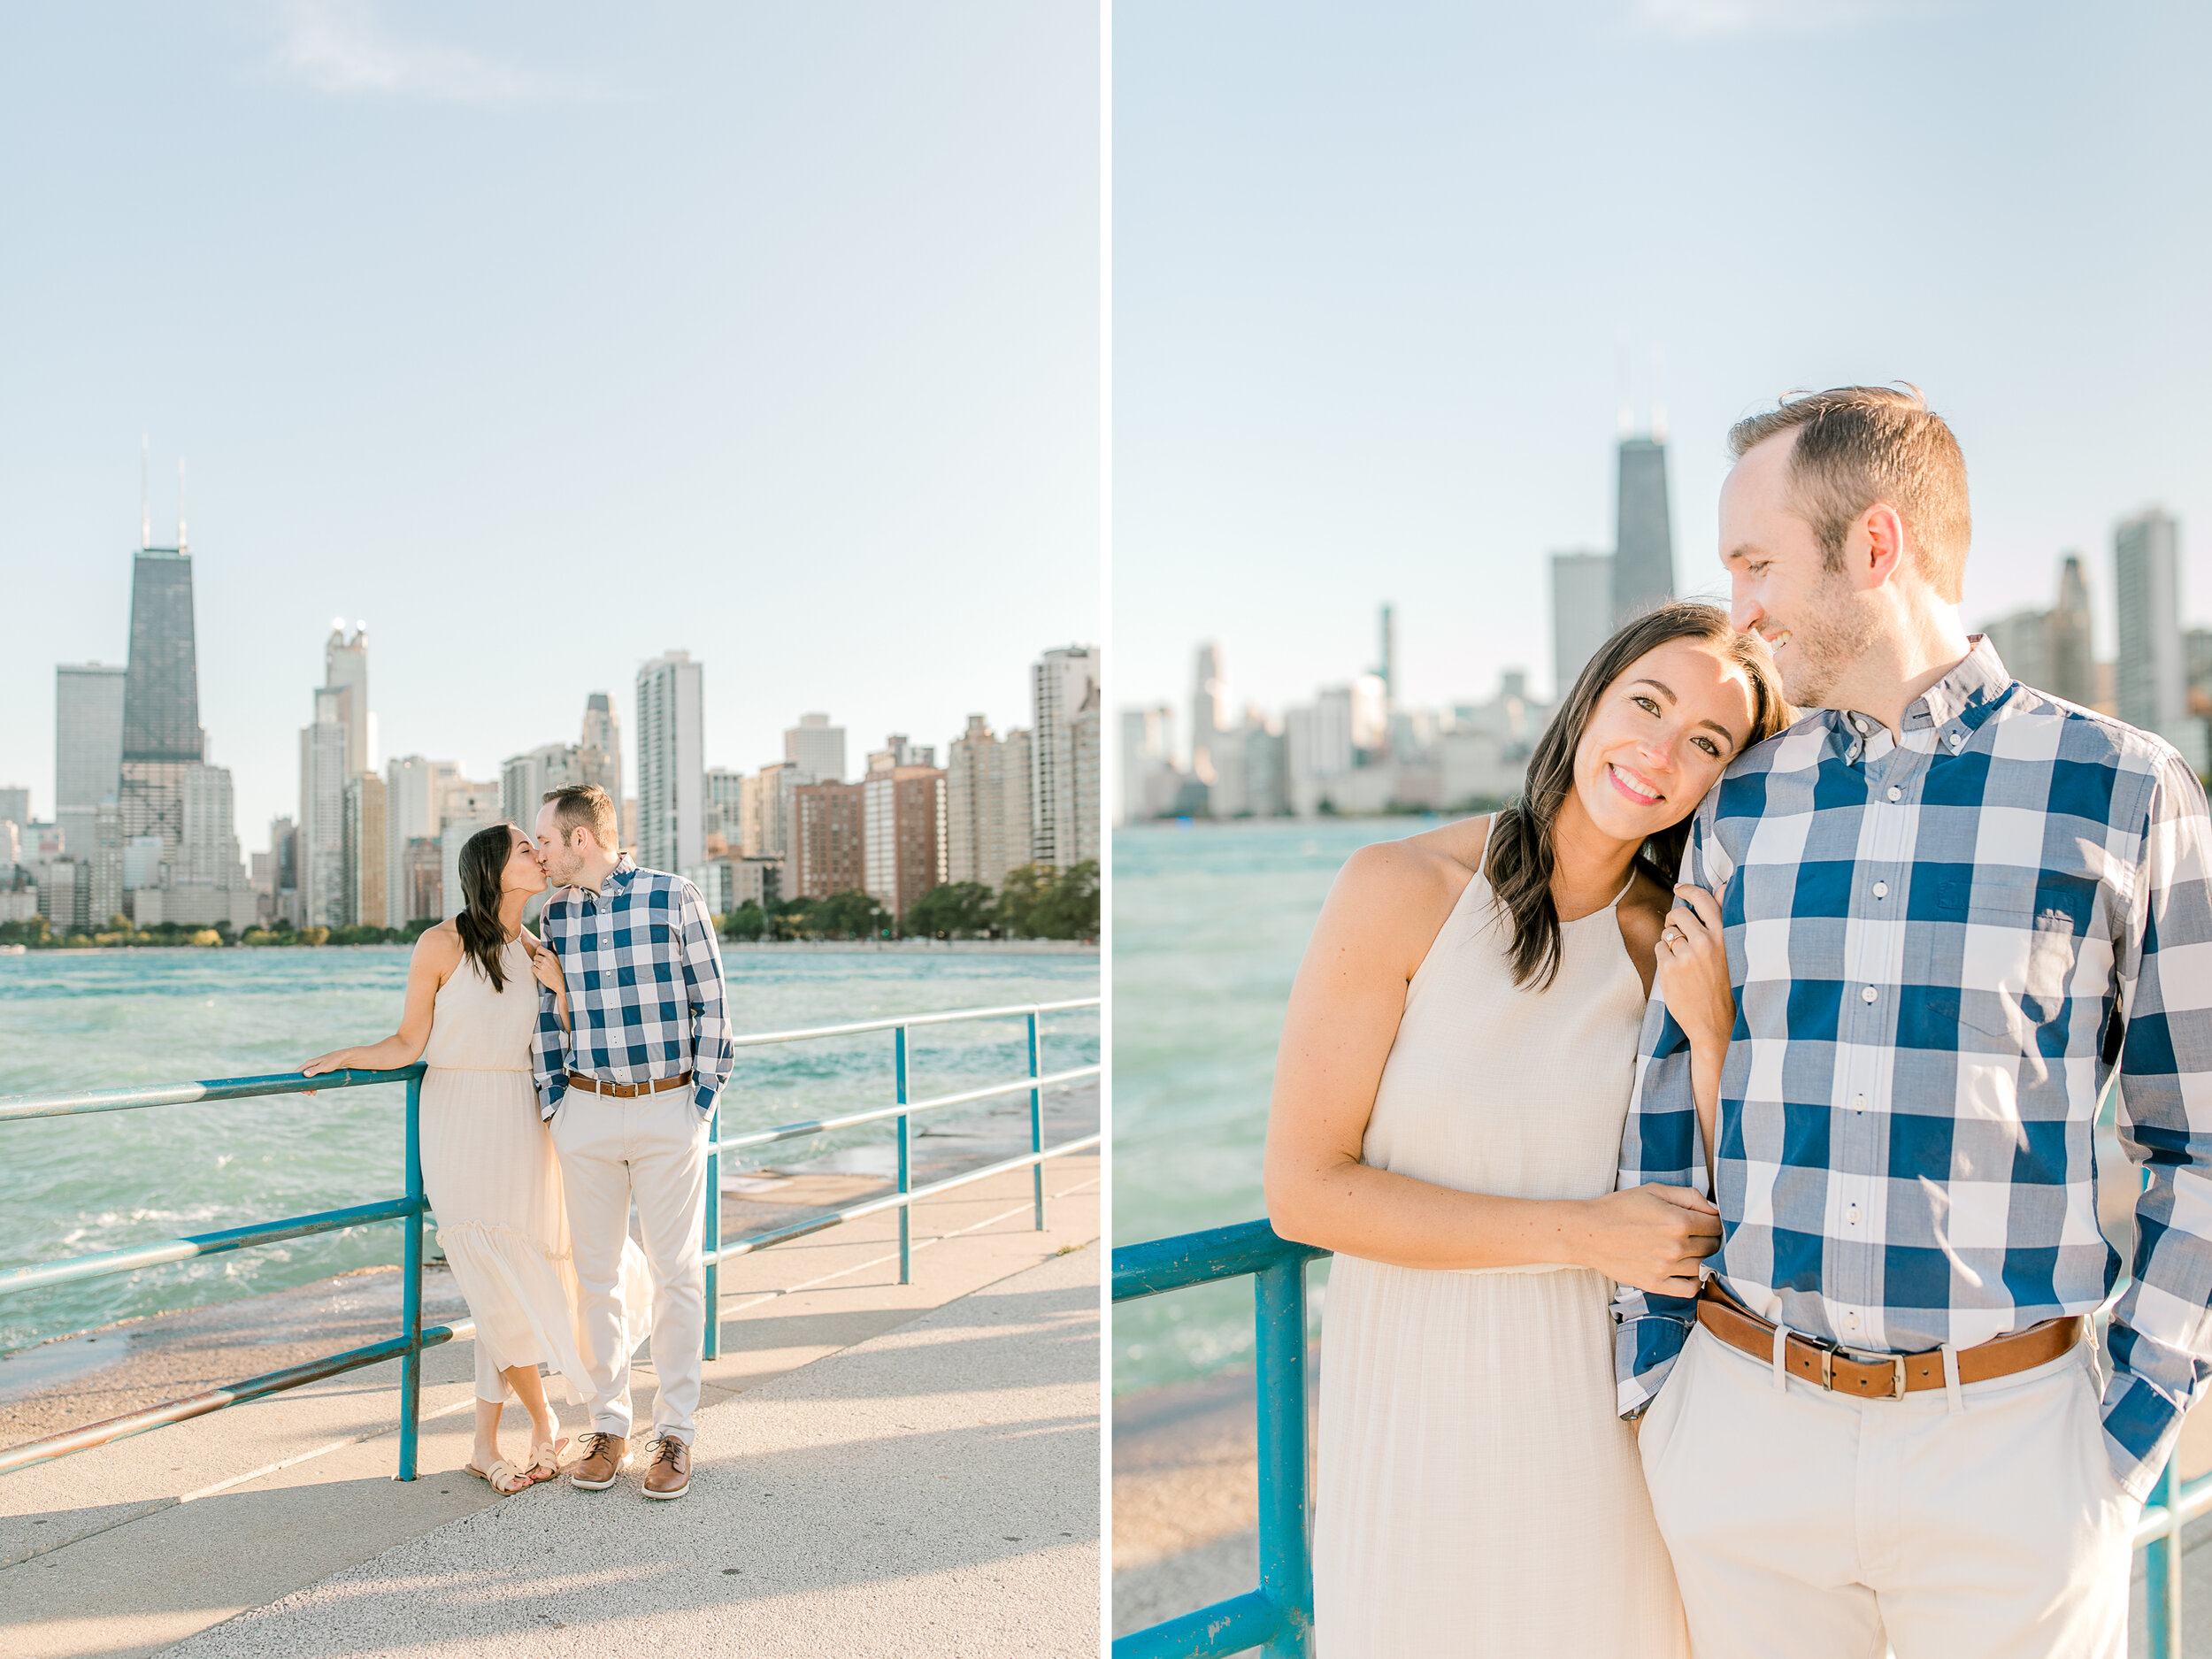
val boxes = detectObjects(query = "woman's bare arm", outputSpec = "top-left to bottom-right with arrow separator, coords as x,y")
1262,829 -> 1720,1293
301,928 -> 461,1078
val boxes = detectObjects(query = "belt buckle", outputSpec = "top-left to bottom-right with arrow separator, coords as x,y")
1835,1341 -> 1908,1401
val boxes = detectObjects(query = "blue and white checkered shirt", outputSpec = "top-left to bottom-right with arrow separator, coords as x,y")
1612,638 -> 2212,1498
530,856 -> 733,1118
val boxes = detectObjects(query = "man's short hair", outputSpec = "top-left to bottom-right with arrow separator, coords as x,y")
542,783 -> 618,851
1728,385 -> 1972,603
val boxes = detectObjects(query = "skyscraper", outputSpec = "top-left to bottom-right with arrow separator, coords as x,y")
636,650 -> 705,874
55,662 -> 127,857
298,686 -> 350,927
0,787 -> 29,830
119,546 -> 205,858
1190,643 -> 1227,784
324,625 -> 371,777
1551,549 -> 1615,700
1031,645 -> 1100,870
384,756 -> 455,927
1375,605 -> 1397,710
2050,553 -> 2094,708
705,766 -> 745,851
948,715 -> 1031,887
864,761 -> 946,921
580,692 -> 623,803
790,780 -> 865,898
2115,509 -> 2200,767
1611,435 -> 1675,625
785,713 -> 847,783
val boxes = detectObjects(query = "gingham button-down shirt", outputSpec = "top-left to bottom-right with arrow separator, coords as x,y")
530,857 -> 733,1118
1612,638 -> 2212,1497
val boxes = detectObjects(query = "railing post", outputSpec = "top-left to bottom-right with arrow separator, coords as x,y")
895,1025 -> 911,1286
1028,1010 -> 1044,1230
1254,1253 -> 1314,1657
2147,1455 -> 2182,1658
702,1097 -> 721,1362
397,1068 -> 423,1482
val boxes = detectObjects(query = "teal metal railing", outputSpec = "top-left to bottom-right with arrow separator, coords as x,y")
0,995 -> 1099,1479
1113,1220 -> 1326,1659
1117,1217 -> 2205,1659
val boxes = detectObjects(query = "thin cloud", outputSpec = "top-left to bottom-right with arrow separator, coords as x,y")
1630,0 -> 1941,39
269,0 -> 587,103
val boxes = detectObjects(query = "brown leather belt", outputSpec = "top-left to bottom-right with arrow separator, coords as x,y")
1695,1280 -> 2081,1401
565,1070 -> 692,1100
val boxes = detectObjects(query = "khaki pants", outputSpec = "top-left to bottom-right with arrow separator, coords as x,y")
549,1087 -> 710,1447
1639,1324 -> 2141,1659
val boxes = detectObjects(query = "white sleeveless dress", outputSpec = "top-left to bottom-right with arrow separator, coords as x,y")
420,938 -> 634,1405
1313,864 -> 1689,1656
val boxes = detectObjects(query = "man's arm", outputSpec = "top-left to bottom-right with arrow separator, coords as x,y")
531,909 -> 571,1118
1613,806 -> 1729,1417
2106,750 -> 2212,1501
677,879 -> 733,1113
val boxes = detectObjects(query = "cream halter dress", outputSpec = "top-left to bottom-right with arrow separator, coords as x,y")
419,937 -> 641,1405
1312,859 -> 1689,1656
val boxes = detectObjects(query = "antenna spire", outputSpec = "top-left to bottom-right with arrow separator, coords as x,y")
1650,346 -> 1667,443
177,457 -> 188,554
140,434 -> 150,549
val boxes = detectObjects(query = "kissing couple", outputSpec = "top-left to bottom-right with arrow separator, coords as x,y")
305,782 -> 734,1502
1268,386 -> 2212,1656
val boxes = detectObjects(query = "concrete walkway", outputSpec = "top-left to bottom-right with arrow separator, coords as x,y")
0,1155 -> 1098,1658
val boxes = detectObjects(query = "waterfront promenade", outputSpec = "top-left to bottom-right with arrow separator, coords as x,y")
0,1153 -> 1099,1658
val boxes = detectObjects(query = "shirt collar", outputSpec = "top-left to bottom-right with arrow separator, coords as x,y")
1830,635 -> 2012,760
572,855 -> 638,907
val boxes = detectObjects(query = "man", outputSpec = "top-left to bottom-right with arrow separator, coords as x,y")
1614,386 -> 2212,1656
530,783 -> 733,1501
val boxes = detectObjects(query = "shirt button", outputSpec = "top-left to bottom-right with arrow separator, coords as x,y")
1847,1203 -> 1860,1224
1845,1311 -> 1861,1331
1862,986 -> 1878,1003
1948,732 -> 1964,749
1854,1094 -> 1867,1112
1872,882 -> 1888,899
1886,786 -> 1902,803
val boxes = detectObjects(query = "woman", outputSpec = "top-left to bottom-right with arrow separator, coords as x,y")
1264,601 -> 1785,1655
304,822 -> 604,1496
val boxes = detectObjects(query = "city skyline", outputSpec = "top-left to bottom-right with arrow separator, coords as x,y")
0,4 -> 1100,844
1116,4 -> 2212,725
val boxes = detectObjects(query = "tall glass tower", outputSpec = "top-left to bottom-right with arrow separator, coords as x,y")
1611,436 -> 1675,625
119,547 -> 205,856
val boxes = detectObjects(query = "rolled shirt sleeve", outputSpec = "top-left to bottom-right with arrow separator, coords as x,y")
1612,807 -> 1729,1418
679,878 -> 734,1114
2105,749 -> 2212,1498
532,975 -> 570,1118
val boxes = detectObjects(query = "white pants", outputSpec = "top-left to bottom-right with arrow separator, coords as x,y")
549,1087 -> 710,1446
1639,1324 -> 2141,1659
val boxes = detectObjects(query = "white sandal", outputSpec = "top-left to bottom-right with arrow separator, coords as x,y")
521,1436 -> 570,1485
465,1458 -> 533,1496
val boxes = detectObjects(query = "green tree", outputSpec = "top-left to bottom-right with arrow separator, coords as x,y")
994,864 -> 1053,938
1033,860 -> 1099,940
723,900 -> 768,941
814,888 -> 889,940
769,896 -> 817,941
902,881 -> 993,939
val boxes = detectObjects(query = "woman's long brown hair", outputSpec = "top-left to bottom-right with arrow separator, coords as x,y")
456,823 -> 518,992
1485,601 -> 1787,991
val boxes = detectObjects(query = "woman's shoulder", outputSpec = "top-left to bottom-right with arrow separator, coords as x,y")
412,921 -> 463,962
1332,814 -> 1493,927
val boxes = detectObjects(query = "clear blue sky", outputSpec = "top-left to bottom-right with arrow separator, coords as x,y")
0,2 -> 1099,839
1115,1 -> 2212,727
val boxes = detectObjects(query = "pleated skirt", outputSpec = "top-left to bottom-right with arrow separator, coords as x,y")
419,1065 -> 600,1403
1314,1256 -> 1688,1657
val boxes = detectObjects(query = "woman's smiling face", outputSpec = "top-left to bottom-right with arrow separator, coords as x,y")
1570,636 -> 1758,843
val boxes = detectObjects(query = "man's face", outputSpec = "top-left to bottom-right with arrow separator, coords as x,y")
1721,432 -> 1879,710
533,803 -> 587,888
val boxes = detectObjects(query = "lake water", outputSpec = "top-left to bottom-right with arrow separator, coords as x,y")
0,946 -> 1096,1357
1111,818 -> 1425,1394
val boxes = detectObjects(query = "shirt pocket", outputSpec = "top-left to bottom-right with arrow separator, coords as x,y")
1932,872 -> 2093,1041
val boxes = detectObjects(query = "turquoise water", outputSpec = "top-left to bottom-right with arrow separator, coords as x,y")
1111,818 -> 1426,1394
0,947 -> 1096,1357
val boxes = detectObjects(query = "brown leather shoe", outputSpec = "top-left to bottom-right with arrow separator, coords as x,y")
570,1432 -> 631,1490
641,1434 -> 690,1500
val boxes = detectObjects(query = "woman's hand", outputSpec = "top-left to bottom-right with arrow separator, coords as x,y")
299,1048 -> 355,1094
1655,883 -> 1732,1056
1573,1185 -> 1722,1296
526,939 -> 565,996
